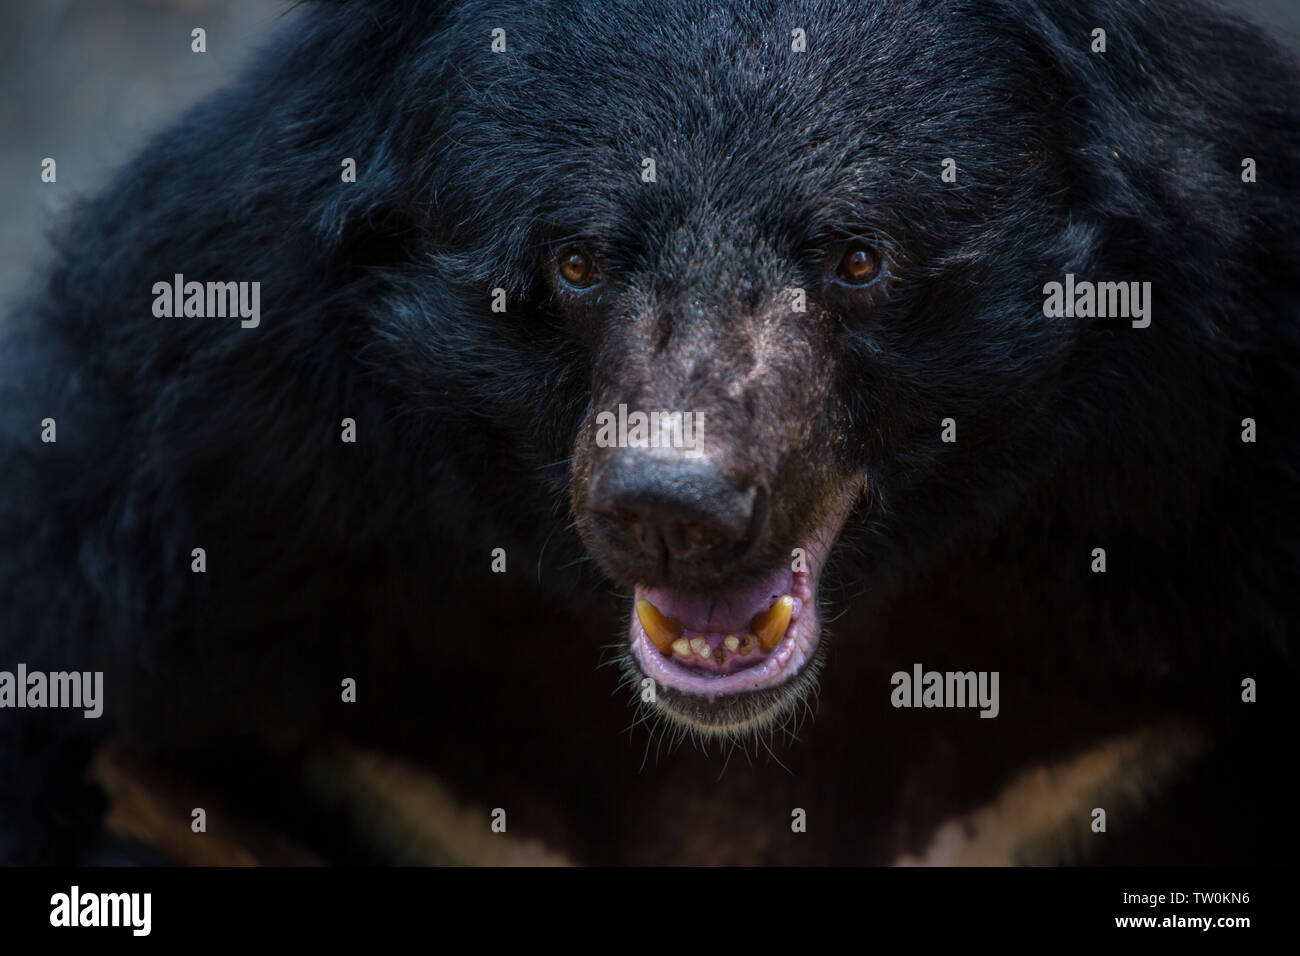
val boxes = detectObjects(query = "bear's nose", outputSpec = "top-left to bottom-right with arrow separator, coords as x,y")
588,449 -> 767,569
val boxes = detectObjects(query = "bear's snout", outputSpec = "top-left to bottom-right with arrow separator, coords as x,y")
587,448 -> 768,577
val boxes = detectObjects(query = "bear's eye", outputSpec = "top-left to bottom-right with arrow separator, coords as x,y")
834,245 -> 881,285
557,248 -> 599,289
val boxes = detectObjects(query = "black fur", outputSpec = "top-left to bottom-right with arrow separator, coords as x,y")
1,0 -> 1295,864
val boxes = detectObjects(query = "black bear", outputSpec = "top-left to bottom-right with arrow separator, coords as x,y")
0,0 -> 1295,865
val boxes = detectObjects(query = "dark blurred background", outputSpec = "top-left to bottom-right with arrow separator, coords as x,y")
1,0 -> 1298,307
0,0 -> 295,304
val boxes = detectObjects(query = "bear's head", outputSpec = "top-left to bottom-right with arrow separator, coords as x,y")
361,0 -> 1256,737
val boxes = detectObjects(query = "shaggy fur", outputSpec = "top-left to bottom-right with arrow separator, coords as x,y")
0,0 -> 1295,864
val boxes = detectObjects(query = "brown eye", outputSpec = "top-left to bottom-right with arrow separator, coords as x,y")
835,245 -> 881,285
557,248 -> 598,288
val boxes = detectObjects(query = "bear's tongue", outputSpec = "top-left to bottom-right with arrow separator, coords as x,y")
633,567 -> 808,676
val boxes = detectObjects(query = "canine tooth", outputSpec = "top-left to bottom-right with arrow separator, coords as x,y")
671,638 -> 691,658
752,595 -> 794,652
724,635 -> 740,652
739,634 -> 758,654
636,599 -> 683,654
689,637 -> 710,658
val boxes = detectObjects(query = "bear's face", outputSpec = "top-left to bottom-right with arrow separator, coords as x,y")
565,223 -> 865,732
413,1 -> 1086,735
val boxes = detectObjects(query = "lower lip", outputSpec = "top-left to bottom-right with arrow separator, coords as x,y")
630,599 -> 818,698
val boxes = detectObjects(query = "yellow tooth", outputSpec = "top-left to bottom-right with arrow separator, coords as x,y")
752,595 -> 794,652
739,634 -> 758,654
637,599 -> 683,654
689,637 -> 710,658
671,638 -> 691,657
724,636 -> 740,652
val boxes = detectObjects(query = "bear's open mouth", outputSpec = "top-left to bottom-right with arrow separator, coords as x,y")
629,567 -> 819,698
623,483 -> 858,731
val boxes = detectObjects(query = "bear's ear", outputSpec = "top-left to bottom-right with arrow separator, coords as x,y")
988,0 -> 1300,254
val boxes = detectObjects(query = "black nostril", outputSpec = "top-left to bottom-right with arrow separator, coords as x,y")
588,450 -> 766,568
